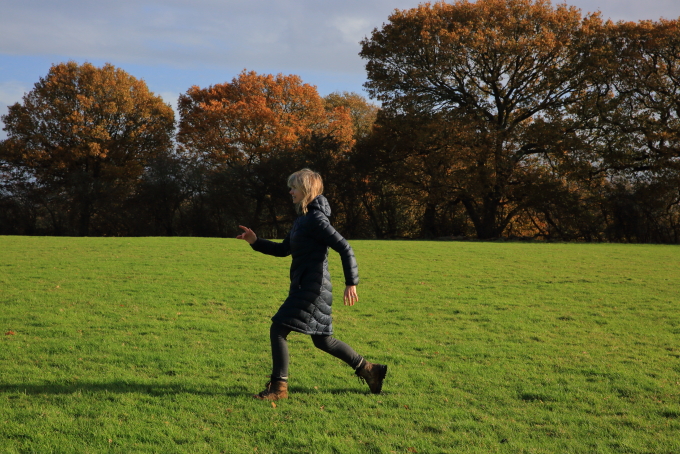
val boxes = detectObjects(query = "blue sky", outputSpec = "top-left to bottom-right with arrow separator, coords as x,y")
2,0 -> 680,139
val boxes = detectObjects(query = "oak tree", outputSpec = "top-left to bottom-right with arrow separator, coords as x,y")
360,0 -> 605,238
324,91 -> 379,141
599,19 -> 680,241
0,61 -> 175,235
177,71 -> 354,236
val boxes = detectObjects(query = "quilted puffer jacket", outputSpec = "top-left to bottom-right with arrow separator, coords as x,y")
250,195 -> 359,335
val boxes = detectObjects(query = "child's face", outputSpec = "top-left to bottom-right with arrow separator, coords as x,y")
289,186 -> 304,205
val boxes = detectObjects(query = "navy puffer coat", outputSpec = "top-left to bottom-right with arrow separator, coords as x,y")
250,195 -> 359,336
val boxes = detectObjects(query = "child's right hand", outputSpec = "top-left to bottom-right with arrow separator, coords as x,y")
236,225 -> 257,244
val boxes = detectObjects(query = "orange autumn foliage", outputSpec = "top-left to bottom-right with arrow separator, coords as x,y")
176,71 -> 355,237
177,71 -> 353,168
0,61 -> 175,236
360,0 -> 606,238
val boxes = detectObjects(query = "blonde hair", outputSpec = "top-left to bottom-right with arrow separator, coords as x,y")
288,168 -> 323,214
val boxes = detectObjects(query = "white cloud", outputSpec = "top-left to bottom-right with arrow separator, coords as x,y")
332,16 -> 373,44
2,0 -> 680,72
0,0 -> 419,73
4,0 -> 674,86
568,0 -> 680,21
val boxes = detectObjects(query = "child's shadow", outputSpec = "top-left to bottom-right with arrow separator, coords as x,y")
289,385 -> 380,396
0,382 -> 382,398
0,381 -> 246,397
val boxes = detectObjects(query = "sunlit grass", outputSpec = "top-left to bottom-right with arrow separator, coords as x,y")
1,236 -> 679,453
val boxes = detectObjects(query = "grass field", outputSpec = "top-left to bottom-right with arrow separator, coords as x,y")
1,236 -> 679,454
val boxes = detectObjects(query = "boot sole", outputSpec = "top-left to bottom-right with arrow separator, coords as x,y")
372,364 -> 388,394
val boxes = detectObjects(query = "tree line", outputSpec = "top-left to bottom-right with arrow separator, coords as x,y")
2,0 -> 680,242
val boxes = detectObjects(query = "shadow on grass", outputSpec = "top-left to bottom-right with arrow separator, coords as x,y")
0,381 -> 248,397
290,385 -> 380,396
0,382 -> 374,397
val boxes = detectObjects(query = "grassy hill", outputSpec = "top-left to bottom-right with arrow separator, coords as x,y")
1,237 -> 679,453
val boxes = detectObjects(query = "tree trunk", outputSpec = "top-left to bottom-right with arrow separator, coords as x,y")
421,202 -> 438,238
462,195 -> 502,239
78,198 -> 91,236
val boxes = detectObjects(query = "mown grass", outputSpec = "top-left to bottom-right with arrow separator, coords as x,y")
1,236 -> 679,454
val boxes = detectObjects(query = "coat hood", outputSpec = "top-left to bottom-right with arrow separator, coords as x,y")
307,195 -> 331,217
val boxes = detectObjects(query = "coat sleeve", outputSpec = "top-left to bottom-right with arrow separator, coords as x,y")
311,213 -> 359,286
250,232 -> 291,257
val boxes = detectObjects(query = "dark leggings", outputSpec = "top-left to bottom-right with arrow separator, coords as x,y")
270,322 -> 364,381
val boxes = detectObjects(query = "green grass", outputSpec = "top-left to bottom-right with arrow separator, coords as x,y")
1,236 -> 679,454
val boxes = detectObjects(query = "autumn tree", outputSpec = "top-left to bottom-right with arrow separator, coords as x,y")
596,20 -> 680,173
324,91 -> 379,141
316,92 -> 381,236
177,71 -> 354,237
360,0 -> 606,239
541,18 -> 680,243
596,19 -> 680,242
0,61 -> 175,236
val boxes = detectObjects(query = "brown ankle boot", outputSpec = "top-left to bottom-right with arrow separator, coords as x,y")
253,380 -> 288,401
355,361 -> 387,394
